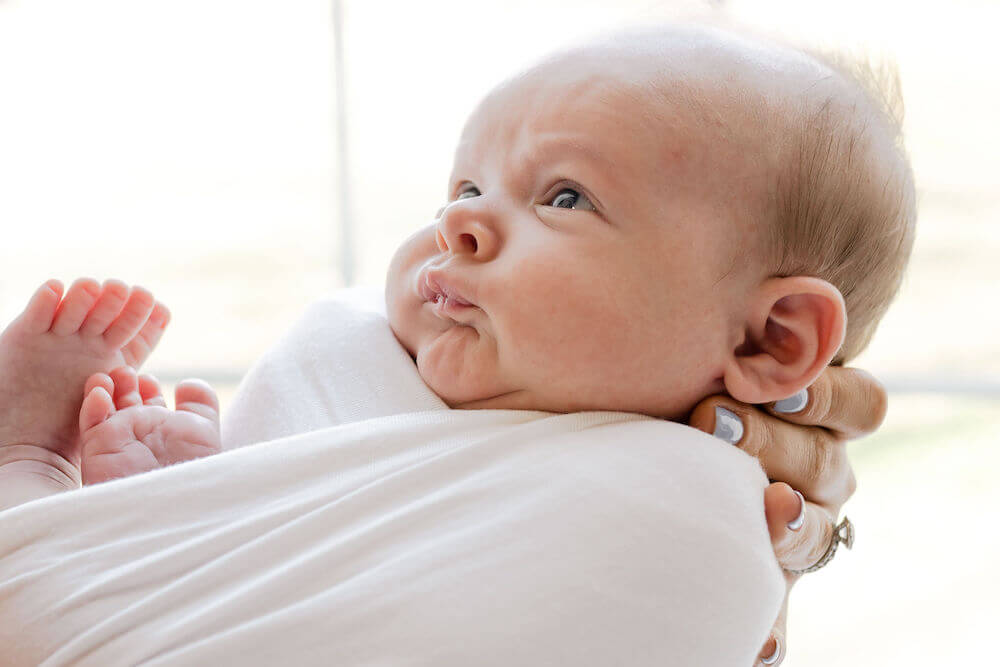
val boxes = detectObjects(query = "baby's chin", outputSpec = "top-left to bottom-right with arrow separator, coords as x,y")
416,362 -> 512,409
414,333 -> 520,409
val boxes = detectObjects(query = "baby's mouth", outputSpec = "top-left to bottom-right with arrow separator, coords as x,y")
419,269 -> 478,318
420,270 -> 475,307
431,295 -> 476,319
430,292 -> 471,306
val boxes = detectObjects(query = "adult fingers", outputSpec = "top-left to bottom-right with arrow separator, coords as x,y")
755,582 -> 790,666
764,366 -> 888,440
689,398 -> 856,509
764,482 -> 838,572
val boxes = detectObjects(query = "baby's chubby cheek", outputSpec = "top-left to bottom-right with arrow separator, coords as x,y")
384,225 -> 436,355
498,266 -> 727,417
384,226 -> 512,405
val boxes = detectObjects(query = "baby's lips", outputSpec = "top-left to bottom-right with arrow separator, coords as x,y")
419,268 -> 475,307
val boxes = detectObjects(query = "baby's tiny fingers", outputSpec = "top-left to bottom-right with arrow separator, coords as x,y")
79,385 -> 115,433
108,366 -> 142,410
137,373 -> 167,407
175,379 -> 220,422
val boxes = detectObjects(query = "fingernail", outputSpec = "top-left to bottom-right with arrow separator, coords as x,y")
787,490 -> 805,531
713,406 -> 744,445
773,388 -> 808,414
761,635 -> 781,664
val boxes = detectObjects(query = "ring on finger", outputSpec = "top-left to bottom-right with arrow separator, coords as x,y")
784,516 -> 855,575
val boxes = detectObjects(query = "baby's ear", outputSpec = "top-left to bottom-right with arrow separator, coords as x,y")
724,277 -> 846,404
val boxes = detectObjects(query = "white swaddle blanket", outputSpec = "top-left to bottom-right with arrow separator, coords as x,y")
0,288 -> 783,666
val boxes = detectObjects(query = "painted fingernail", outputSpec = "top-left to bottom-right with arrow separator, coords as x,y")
760,635 -> 781,664
787,490 -> 805,531
713,406 -> 744,445
773,388 -> 808,414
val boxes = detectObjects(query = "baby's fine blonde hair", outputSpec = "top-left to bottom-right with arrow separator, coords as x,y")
609,20 -> 917,364
765,48 -> 917,363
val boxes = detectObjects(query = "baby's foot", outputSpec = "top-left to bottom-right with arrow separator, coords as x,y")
79,366 -> 221,485
0,279 -> 170,467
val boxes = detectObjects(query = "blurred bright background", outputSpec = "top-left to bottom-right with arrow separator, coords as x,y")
1,0 -> 998,664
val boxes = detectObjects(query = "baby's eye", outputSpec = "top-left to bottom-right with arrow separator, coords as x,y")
546,187 -> 595,211
455,186 -> 481,201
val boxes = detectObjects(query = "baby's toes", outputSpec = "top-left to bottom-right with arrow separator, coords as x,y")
83,372 -> 115,401
50,277 -> 101,336
103,285 -> 155,349
17,279 -> 64,334
137,373 -> 168,407
175,379 -> 221,424
120,302 -> 171,368
108,366 -> 143,410
78,279 -> 130,338
79,384 -> 115,434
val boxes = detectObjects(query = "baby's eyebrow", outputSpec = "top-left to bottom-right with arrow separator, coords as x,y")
520,135 -> 621,201
528,135 -> 616,174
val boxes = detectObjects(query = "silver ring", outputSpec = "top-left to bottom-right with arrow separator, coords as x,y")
760,636 -> 781,664
784,516 -> 854,575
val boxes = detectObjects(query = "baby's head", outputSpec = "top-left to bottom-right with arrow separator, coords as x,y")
386,21 -> 916,420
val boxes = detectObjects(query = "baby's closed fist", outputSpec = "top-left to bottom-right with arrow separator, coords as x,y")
78,366 -> 222,485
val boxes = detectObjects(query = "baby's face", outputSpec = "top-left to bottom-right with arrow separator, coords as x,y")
386,44 -> 765,419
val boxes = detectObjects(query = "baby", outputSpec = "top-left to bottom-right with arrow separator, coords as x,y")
0,21 -> 914,489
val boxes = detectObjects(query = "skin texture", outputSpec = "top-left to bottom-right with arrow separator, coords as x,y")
386,26 -> 846,421
388,60 -> 737,420
78,365 -> 220,485
0,278 -> 169,468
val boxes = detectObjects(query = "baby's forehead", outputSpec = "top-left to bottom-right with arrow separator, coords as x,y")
454,22 -> 878,224
455,49 -> 749,195
463,23 -> 843,151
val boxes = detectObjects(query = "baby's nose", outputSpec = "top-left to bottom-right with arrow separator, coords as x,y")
435,202 -> 499,261
436,227 -> 479,256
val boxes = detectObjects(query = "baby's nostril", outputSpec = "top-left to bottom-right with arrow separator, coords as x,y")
460,233 -> 478,253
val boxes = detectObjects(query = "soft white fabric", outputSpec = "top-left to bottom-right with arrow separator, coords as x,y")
221,285 -> 444,447
0,288 -> 784,666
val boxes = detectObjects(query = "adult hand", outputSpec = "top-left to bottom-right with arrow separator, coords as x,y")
689,366 -> 888,666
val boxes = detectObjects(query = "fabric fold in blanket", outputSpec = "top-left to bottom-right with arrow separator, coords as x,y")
0,288 -> 784,666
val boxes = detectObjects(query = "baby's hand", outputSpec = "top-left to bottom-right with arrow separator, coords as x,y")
78,366 -> 222,485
